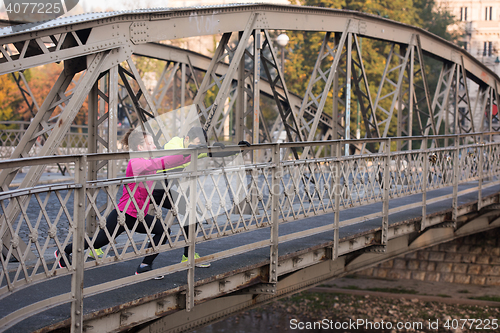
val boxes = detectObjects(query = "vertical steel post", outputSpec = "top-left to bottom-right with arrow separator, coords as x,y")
421,137 -> 428,231
235,31 -> 246,143
71,155 -> 87,333
253,30 -> 261,158
172,66 -> 177,111
186,150 -> 198,312
454,66 -> 460,136
332,33 -> 340,146
333,141 -> 341,259
382,139 -> 390,245
345,33 -> 352,156
408,44 -> 415,148
269,144 -> 280,284
397,45 -> 405,151
181,63 -> 186,109
108,66 -> 119,180
452,135 -> 459,222
356,37 -> 362,140
251,29 -> 261,202
478,143 -> 484,210
489,88 -> 493,143
86,82 -> 99,235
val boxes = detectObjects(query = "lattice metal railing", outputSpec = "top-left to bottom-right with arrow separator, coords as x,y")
0,122 -> 88,159
1,133 -> 500,331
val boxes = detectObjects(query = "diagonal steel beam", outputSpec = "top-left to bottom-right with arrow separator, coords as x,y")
476,86 -> 490,133
192,32 -> 232,138
201,13 -> 258,138
372,36 -> 413,147
413,34 -> 437,136
458,56 -> 475,136
300,21 -> 350,158
152,61 -> 180,110
126,59 -> 170,141
426,62 -> 456,144
11,71 -> 73,176
261,30 -> 304,147
351,34 -> 378,140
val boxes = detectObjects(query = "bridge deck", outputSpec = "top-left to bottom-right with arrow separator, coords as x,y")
2,181 -> 497,333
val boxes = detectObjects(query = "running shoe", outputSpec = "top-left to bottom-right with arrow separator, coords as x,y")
89,247 -> 104,259
181,253 -> 211,268
54,249 -> 71,268
135,264 -> 164,280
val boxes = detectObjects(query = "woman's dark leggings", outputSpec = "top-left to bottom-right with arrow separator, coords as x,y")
152,188 -> 191,257
64,209 -> 170,266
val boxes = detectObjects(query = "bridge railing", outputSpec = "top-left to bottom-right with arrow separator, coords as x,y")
0,133 -> 499,332
0,121 -> 88,160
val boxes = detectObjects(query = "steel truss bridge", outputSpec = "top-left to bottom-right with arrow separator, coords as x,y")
0,3 -> 500,333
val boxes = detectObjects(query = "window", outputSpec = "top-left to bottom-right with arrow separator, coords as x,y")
483,41 -> 493,56
460,7 -> 468,21
485,6 -> 493,20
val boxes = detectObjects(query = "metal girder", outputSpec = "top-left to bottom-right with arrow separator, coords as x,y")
194,13 -> 258,139
230,29 -> 272,146
457,57 -> 476,137
0,4 -> 498,92
132,42 -> 355,153
299,22 -> 350,158
260,29 -> 304,160
477,86 -> 490,134
351,34 -> 378,141
426,62 -> 456,146
118,59 -> 169,145
191,31 -> 232,139
372,39 -> 412,149
117,85 -> 140,129
152,61 -> 181,110
11,71 -> 73,176
410,35 -> 437,138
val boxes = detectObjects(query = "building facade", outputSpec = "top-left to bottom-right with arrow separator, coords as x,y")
439,0 -> 500,73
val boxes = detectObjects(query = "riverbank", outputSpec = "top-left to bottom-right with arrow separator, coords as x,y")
193,276 -> 500,332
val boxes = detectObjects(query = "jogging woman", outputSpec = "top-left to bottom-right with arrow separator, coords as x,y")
55,128 -> 191,278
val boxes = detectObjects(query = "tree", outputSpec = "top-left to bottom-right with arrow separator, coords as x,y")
0,73 -> 23,124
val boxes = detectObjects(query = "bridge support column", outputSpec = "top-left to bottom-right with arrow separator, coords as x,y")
186,151 -> 198,312
269,144 -> 280,284
71,156 -> 87,333
478,143 -> 484,210
333,141 -> 341,259
421,137 -> 428,231
382,139 -> 390,245
452,136 -> 459,223
252,29 -> 261,149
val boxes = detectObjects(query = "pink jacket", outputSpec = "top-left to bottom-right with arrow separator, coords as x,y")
118,154 -> 191,218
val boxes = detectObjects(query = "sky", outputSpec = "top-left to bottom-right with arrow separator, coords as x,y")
0,0 -> 290,20
79,0 -> 289,12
